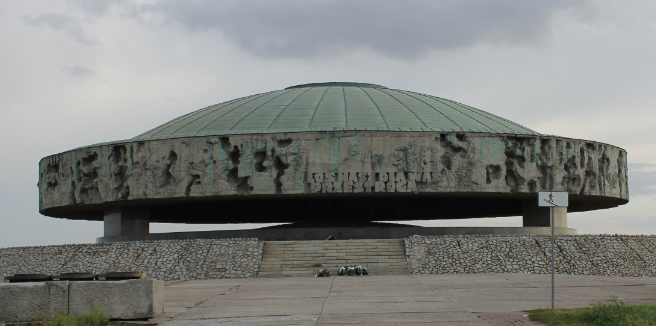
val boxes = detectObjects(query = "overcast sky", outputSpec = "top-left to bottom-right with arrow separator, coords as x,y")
1,0 -> 655,248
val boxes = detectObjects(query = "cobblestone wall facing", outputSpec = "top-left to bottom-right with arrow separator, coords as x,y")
405,235 -> 656,277
0,239 -> 263,284
3,235 -> 655,282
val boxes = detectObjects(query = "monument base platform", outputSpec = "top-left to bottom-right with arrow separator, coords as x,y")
96,226 -> 577,243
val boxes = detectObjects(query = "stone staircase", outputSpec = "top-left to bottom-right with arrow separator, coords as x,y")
257,239 -> 409,278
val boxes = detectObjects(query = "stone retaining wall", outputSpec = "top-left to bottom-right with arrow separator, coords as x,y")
0,239 -> 263,284
405,235 -> 656,277
3,235 -> 656,282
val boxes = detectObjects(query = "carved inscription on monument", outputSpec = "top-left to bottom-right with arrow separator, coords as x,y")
307,170 -> 437,194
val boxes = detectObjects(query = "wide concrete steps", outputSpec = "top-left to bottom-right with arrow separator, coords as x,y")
257,239 -> 409,278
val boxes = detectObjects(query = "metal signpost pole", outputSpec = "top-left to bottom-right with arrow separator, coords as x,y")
538,191 -> 568,313
551,206 -> 555,311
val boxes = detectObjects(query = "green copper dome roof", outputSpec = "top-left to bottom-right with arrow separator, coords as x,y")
132,83 -> 539,141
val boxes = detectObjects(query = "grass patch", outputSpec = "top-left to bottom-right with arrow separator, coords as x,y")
528,296 -> 656,326
77,306 -> 110,326
44,314 -> 78,326
44,305 -> 110,326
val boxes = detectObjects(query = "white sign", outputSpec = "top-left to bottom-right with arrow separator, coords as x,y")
538,191 -> 569,207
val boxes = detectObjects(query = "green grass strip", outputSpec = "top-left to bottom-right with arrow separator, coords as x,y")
528,296 -> 656,326
44,305 -> 110,326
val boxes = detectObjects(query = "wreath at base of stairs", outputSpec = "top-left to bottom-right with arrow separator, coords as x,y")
315,265 -> 369,277
338,265 -> 368,276
315,268 -> 331,277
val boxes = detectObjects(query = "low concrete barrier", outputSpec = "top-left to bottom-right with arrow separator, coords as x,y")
0,281 -> 68,323
69,279 -> 164,320
0,279 -> 163,323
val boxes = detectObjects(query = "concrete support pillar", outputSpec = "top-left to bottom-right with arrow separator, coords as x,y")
522,199 -> 567,228
104,207 -> 150,237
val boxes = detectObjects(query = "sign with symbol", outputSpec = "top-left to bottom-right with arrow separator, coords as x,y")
539,191 -> 569,311
538,191 -> 569,207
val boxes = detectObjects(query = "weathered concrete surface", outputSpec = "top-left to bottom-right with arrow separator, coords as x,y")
96,226 -> 577,243
103,206 -> 149,237
0,281 -> 68,323
69,279 -> 164,319
152,274 -> 656,325
0,280 -> 163,322
38,132 -> 627,223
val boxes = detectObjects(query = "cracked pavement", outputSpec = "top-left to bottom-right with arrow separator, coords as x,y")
152,273 -> 656,325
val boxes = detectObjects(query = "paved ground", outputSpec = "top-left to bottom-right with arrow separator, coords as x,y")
153,274 -> 656,325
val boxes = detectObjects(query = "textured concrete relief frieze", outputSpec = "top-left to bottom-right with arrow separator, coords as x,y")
38,132 -> 628,214
307,170 -> 430,193
305,135 -> 445,194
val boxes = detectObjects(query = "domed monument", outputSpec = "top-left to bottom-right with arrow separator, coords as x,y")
38,83 -> 628,242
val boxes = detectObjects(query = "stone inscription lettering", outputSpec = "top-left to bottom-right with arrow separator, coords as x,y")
308,171 -> 436,193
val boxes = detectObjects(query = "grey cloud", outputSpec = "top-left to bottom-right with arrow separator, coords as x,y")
62,65 -> 94,77
69,0 -> 137,17
22,13 -> 96,44
628,163 -> 656,197
139,0 -> 594,59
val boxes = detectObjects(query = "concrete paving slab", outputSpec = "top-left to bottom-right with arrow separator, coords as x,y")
318,312 -> 483,324
448,288 -> 555,299
221,289 -> 330,299
600,276 -> 656,285
325,295 -> 452,303
160,314 -> 319,326
477,311 -> 543,326
173,298 -> 326,318
461,299 -> 582,312
552,285 -> 656,303
322,301 -> 467,314
216,279 -> 332,300
155,273 -> 656,325
415,278 -> 524,289
159,279 -> 250,320
498,274 -> 648,287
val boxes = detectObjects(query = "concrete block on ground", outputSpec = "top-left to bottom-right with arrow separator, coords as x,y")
69,279 -> 164,320
0,281 -> 69,323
